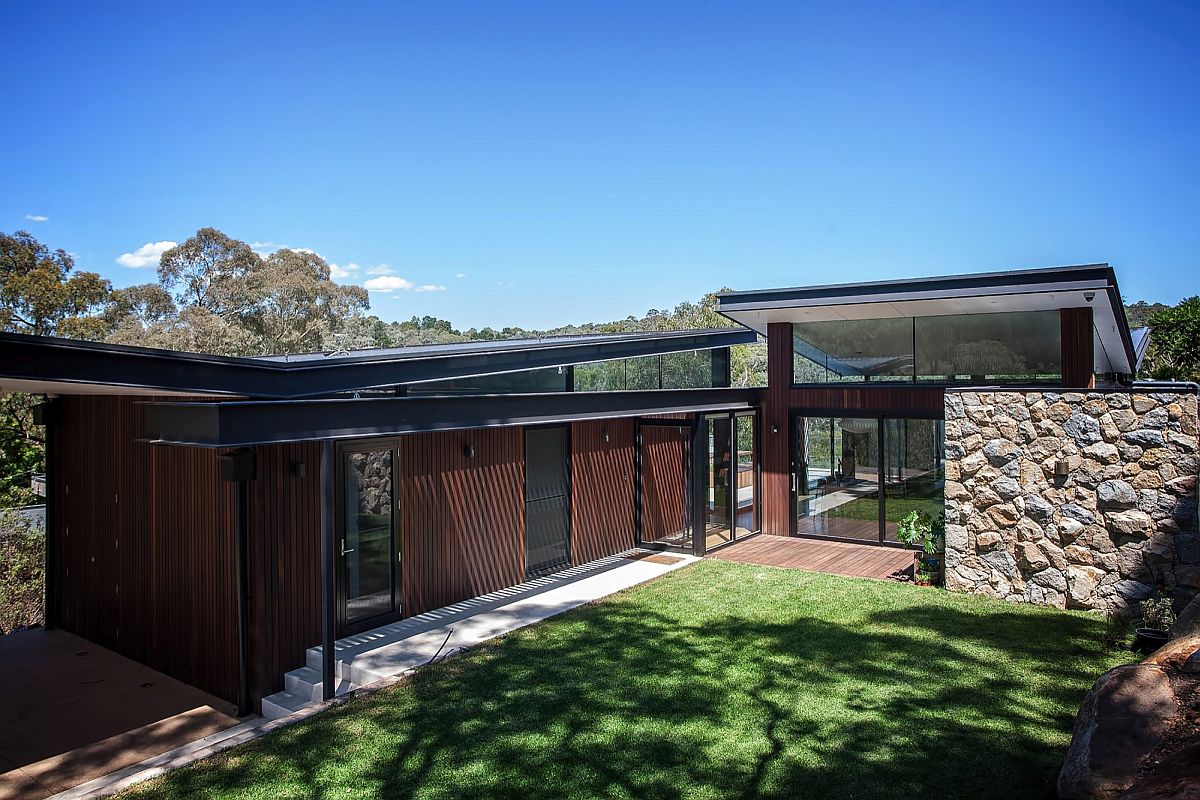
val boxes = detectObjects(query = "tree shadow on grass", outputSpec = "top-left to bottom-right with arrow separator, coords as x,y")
127,564 -> 1124,800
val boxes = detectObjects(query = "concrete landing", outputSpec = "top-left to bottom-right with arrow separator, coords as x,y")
261,549 -> 697,720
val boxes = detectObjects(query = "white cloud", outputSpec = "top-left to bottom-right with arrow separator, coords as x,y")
116,240 -> 177,268
455,273 -> 466,279
365,264 -> 395,275
364,275 -> 415,292
329,262 -> 360,280
414,284 -> 447,292
24,214 -> 48,222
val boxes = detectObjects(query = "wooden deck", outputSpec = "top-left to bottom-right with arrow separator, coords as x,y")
710,534 -> 914,581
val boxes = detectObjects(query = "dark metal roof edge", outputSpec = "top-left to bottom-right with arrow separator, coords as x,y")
1,327 -> 756,399
279,327 -> 755,368
143,387 -> 763,447
716,263 -> 1113,305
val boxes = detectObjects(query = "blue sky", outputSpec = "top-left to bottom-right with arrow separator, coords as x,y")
3,1 -> 1197,329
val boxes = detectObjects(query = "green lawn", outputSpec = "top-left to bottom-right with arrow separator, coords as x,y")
124,561 -> 1127,800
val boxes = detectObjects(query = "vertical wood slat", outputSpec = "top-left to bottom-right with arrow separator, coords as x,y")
54,395 -> 238,704
640,423 -> 690,542
570,419 -> 635,564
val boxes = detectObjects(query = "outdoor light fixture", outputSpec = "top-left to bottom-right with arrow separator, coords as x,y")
292,462 -> 307,478
1054,459 -> 1070,477
602,430 -> 610,443
464,443 -> 476,459
771,424 -> 780,434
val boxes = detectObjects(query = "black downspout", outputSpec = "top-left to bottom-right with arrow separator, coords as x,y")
321,440 -> 336,702
235,477 -> 251,716
219,447 -> 255,718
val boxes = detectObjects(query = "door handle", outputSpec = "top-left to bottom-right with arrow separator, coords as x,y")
341,538 -> 355,556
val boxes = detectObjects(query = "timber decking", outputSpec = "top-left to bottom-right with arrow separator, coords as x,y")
710,534 -> 914,581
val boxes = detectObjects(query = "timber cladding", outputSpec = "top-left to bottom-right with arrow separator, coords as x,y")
53,398 -> 652,710
53,395 -> 239,704
571,419 -> 636,564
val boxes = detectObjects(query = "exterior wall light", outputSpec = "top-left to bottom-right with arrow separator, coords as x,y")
602,430 -> 610,443
464,443 -> 476,459
1054,459 -> 1070,477
771,424 -> 780,434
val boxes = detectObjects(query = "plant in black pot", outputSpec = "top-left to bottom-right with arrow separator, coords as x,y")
896,510 -> 945,586
1133,591 -> 1176,655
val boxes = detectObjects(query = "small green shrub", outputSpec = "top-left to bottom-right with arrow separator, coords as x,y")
1140,593 -> 1177,632
896,510 -> 946,585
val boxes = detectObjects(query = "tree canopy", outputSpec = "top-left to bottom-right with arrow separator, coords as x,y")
0,230 -> 112,338
1143,296 -> 1200,382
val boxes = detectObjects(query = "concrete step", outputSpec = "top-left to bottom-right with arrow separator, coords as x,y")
260,690 -> 313,722
283,666 -> 354,703
305,647 -> 390,687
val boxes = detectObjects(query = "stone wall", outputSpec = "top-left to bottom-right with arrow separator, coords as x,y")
944,389 -> 1199,611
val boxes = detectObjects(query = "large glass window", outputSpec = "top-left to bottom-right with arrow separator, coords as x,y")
793,415 -> 944,544
792,311 -> 1062,384
574,349 -> 728,392
793,318 -> 914,383
914,311 -> 1061,382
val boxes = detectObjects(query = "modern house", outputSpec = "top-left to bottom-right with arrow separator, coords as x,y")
1,263 -> 1195,721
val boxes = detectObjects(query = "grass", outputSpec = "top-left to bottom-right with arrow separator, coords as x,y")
123,560 -> 1128,800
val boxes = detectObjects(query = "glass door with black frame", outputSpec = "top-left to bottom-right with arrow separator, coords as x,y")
342,448 -> 398,626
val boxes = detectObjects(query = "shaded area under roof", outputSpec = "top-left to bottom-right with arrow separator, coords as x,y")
0,327 -> 756,399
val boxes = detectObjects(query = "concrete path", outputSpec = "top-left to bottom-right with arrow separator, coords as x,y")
263,549 -> 698,718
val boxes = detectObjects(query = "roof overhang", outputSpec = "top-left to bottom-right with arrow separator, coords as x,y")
717,264 -> 1136,376
142,388 -> 761,447
0,328 -> 757,399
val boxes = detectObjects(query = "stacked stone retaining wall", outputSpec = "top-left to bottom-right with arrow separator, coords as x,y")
944,389 -> 1198,611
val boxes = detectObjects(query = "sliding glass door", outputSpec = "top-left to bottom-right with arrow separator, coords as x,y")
793,414 -> 943,544
793,416 -> 881,541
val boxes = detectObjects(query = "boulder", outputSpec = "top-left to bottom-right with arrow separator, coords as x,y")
1057,664 -> 1178,799
1176,595 -> 1200,637
1116,741 -> 1200,800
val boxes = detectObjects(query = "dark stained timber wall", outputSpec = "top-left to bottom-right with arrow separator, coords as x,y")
54,398 -> 650,711
1061,307 -> 1096,388
54,395 -> 239,704
245,440 -> 323,709
571,419 -> 636,564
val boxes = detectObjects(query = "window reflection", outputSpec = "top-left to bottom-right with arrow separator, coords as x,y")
792,311 -> 1062,384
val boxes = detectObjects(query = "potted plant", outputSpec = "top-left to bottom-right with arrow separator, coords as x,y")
896,510 -> 945,586
1133,591 -> 1176,655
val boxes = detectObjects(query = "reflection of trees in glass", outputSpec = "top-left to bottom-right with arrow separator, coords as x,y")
574,351 -> 718,391
916,312 -> 1060,378
793,311 -> 1063,383
736,415 -> 755,466
573,360 -> 627,391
